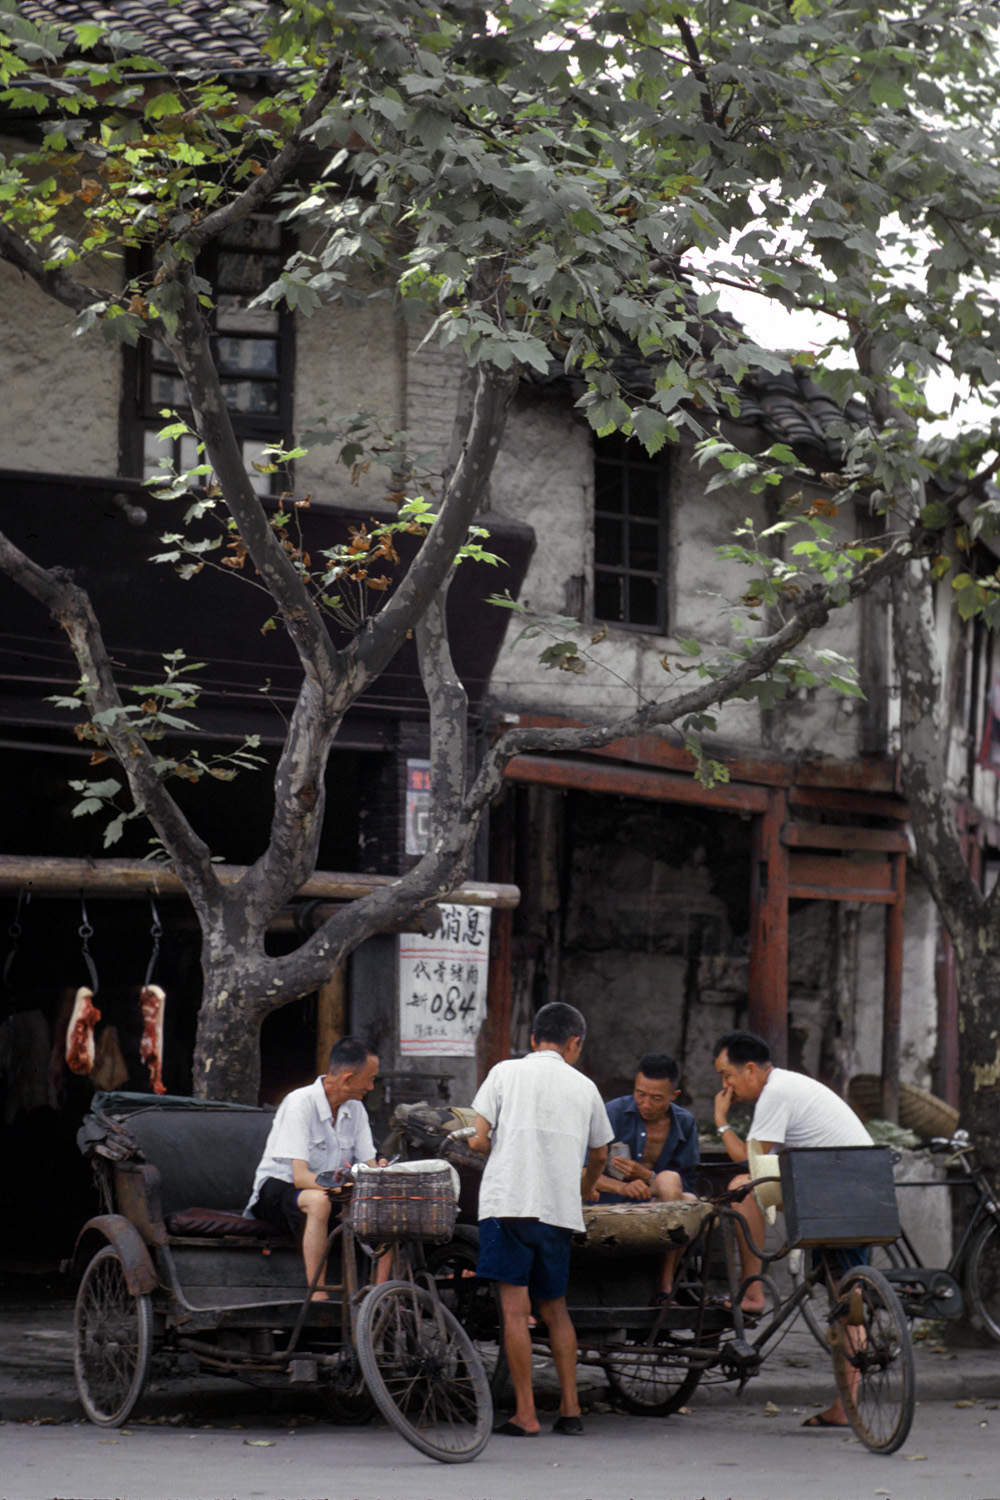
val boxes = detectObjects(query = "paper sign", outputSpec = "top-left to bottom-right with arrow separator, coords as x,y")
399,903 -> 492,1056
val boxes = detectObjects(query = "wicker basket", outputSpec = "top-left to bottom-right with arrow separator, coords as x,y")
350,1163 -> 458,1244
848,1074 -> 959,1141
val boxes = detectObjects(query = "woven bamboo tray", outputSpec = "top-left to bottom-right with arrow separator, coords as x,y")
579,1200 -> 713,1256
848,1074 -> 959,1141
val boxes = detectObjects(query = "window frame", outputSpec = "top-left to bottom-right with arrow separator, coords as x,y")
119,217 -> 295,496
591,432 -> 671,634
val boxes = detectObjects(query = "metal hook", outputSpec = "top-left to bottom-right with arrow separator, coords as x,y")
3,888 -> 30,994
79,892 -> 99,997
144,893 -> 163,991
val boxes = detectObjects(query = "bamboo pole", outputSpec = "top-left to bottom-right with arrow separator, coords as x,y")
0,855 -> 519,908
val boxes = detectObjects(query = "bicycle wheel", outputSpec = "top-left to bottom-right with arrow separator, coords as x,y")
965,1217 -> 1000,1344
356,1278 -> 493,1462
425,1227 -> 508,1399
791,1243 -> 906,1350
829,1266 -> 914,1454
73,1244 -> 154,1427
605,1331 -> 711,1416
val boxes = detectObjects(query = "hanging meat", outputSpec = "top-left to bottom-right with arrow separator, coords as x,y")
139,984 -> 167,1094
65,986 -> 101,1076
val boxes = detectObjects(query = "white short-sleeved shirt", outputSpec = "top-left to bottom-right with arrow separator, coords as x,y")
750,1067 -> 873,1150
244,1077 -> 376,1215
473,1050 -> 613,1232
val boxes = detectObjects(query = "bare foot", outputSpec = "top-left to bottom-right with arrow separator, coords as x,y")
310,1289 -> 330,1302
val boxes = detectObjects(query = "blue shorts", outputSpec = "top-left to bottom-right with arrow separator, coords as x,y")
812,1245 -> 871,1276
477,1217 -> 574,1302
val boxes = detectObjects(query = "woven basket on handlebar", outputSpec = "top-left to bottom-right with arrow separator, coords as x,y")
350,1165 -> 458,1244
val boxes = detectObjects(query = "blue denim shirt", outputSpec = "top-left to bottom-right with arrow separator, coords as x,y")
600,1094 -> 700,1199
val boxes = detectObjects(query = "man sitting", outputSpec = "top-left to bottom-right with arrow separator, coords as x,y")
244,1035 -> 382,1299
592,1052 -> 700,1302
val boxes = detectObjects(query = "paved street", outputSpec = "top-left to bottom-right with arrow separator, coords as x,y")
2,1281 -> 999,1500
4,1391 -> 1000,1500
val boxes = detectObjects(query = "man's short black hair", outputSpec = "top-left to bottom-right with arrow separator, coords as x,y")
328,1035 -> 377,1074
713,1030 -> 771,1066
532,1001 -> 586,1046
636,1052 -> 680,1085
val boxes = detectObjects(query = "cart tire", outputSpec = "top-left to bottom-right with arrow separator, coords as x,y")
965,1218 -> 1000,1344
425,1227 -> 509,1402
791,1242 -> 906,1351
73,1243 -> 154,1427
830,1266 -> 914,1454
323,1350 -> 378,1425
356,1279 -> 493,1462
605,1333 -> 708,1417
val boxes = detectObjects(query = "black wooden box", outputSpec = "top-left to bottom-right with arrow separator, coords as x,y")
778,1146 -> 900,1248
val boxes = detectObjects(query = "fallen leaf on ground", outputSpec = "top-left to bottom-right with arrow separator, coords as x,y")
244,1438 -> 275,1447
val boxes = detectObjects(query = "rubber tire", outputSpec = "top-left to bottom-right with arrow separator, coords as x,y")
73,1243 -> 154,1428
605,1334 -> 709,1416
965,1217 -> 1000,1344
792,1242 -> 906,1351
356,1279 -> 493,1463
425,1227 -> 509,1402
829,1265 -> 915,1454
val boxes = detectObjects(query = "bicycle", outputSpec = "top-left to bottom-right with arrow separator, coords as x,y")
793,1128 -> 1000,1348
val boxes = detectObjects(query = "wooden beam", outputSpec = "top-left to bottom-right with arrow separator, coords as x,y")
782,822 -> 910,854
503,714 -> 901,795
0,855 -> 520,909
788,786 -> 909,821
748,788 -> 788,1064
786,852 -> 895,903
504,754 -> 770,814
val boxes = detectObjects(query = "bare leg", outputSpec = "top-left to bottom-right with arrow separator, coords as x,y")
650,1172 -> 699,1296
498,1282 -> 540,1433
297,1188 -> 333,1299
537,1295 -> 580,1418
724,1172 -> 766,1313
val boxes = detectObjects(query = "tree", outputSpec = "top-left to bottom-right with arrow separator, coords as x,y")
2,1 -> 1000,1139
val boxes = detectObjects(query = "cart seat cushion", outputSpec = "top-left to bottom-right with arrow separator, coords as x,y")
579,1200 -> 713,1255
164,1206 -> 294,1241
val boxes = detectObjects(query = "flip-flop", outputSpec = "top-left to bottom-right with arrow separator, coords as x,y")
493,1418 -> 539,1436
801,1413 -> 848,1429
552,1415 -> 584,1434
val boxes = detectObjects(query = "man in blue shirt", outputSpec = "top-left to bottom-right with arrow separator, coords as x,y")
591,1053 -> 700,1303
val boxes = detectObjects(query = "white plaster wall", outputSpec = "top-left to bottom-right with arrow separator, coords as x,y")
1,260 -> 119,476
294,297 -> 407,512
899,872 -> 939,1088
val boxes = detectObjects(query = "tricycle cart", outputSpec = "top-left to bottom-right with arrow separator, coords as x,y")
65,1092 -> 492,1463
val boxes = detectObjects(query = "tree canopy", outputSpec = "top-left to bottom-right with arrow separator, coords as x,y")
4,0 -> 1000,1110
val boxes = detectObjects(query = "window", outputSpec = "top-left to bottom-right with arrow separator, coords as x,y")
123,216 -> 293,496
593,432 -> 669,631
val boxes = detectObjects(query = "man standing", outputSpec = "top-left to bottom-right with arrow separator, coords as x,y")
713,1028 -> 873,1428
245,1036 -> 381,1299
594,1052 -> 700,1302
468,1001 -> 612,1437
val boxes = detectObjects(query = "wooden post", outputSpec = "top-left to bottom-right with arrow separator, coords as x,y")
748,787 -> 789,1064
315,966 -> 346,1074
481,789 -> 516,1082
880,853 -> 906,1122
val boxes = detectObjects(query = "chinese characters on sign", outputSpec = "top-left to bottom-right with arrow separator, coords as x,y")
399,904 -> 492,1056
405,759 -> 431,856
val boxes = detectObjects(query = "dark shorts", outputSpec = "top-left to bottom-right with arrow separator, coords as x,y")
252,1176 -> 305,1239
812,1245 -> 871,1276
476,1217 -> 574,1302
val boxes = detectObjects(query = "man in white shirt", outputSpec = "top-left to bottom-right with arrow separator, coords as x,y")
468,1002 -> 612,1437
245,1035 -> 381,1299
714,1028 -> 873,1428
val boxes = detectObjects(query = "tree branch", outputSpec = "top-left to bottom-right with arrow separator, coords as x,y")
0,222 -> 113,316
416,574 -> 468,844
0,530 -> 220,908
